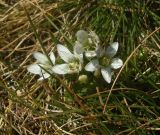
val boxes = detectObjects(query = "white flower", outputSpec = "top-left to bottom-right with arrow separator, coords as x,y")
85,42 -> 123,83
27,52 -> 55,80
76,30 -> 100,46
52,44 -> 83,74
74,30 -> 88,55
75,30 -> 100,58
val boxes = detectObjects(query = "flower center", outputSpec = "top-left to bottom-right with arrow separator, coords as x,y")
68,58 -> 81,72
99,56 -> 110,67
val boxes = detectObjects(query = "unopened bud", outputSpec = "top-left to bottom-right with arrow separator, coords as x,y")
78,75 -> 88,84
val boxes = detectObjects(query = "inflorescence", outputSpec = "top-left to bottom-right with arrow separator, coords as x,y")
27,30 -> 123,83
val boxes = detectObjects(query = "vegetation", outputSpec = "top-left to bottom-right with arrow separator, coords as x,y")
0,0 -> 159,134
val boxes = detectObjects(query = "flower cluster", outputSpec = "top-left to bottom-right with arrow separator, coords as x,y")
27,30 -> 123,83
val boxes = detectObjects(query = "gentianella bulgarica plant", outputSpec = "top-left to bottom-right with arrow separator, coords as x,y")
52,44 -> 83,74
27,30 -> 123,84
85,42 -> 123,83
27,52 -> 55,80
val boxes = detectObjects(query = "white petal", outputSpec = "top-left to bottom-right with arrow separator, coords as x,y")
96,46 -> 105,57
106,42 -> 119,58
57,44 -> 74,63
52,64 -> 70,74
101,67 -> 112,83
85,51 -> 97,58
38,73 -> 50,80
85,59 -> 99,72
76,30 -> 88,44
75,53 -> 83,64
27,64 -> 42,75
74,41 -> 84,54
38,77 -> 44,81
111,58 -> 123,69
33,52 -> 48,64
49,52 -> 55,64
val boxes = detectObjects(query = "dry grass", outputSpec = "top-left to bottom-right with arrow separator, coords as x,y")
0,1 -> 100,134
0,1 -> 68,134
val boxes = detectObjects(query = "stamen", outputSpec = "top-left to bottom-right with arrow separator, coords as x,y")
99,56 -> 110,67
68,58 -> 81,72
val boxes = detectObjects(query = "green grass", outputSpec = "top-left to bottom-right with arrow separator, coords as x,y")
0,0 -> 160,134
